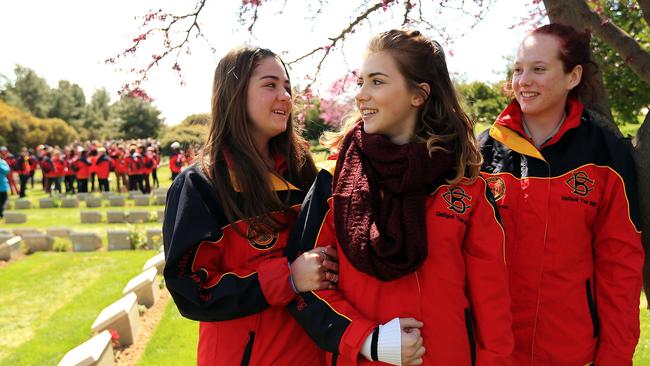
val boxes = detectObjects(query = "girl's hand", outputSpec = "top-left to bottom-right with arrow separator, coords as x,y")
290,246 -> 338,292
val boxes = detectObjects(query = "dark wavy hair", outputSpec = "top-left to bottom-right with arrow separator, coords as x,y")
200,45 -> 317,232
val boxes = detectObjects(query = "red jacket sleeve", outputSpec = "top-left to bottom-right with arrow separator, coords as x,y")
463,178 -> 514,365
287,169 -> 377,361
592,163 -> 642,365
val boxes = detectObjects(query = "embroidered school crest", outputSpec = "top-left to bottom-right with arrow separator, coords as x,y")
247,221 -> 279,250
566,171 -> 594,197
486,176 -> 506,201
442,187 -> 472,214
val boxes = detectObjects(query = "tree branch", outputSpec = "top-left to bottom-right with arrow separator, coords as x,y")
287,0 -> 397,90
572,0 -> 650,84
635,111 -> 650,305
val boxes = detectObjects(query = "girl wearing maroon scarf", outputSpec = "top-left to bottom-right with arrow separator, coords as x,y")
289,29 -> 514,366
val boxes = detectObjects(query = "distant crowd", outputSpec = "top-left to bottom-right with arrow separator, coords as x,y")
0,139 -> 194,198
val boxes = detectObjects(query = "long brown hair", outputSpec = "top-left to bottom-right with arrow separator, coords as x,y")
324,29 -> 482,184
200,46 -> 317,231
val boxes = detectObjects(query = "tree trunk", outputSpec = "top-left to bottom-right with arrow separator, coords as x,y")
635,113 -> 650,305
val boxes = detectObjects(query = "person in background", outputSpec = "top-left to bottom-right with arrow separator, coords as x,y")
40,150 -> 55,194
0,150 -> 9,219
169,141 -> 185,181
95,147 -> 112,192
51,150 -> 65,195
72,149 -> 92,193
63,148 -> 76,195
113,146 -> 128,193
88,145 -> 98,192
141,145 -> 154,194
0,147 -> 17,195
28,148 -> 38,189
16,148 -> 32,198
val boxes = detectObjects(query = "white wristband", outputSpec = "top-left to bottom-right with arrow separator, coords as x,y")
360,317 -> 402,366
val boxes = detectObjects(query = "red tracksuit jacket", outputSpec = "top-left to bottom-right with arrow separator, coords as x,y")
287,163 -> 514,365
479,98 -> 643,365
163,163 -> 325,366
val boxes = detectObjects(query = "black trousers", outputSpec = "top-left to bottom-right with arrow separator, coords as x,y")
77,179 -> 88,193
46,176 -> 62,194
19,174 -> 30,197
98,178 -> 109,192
65,175 -> 76,194
152,169 -> 159,188
0,191 -> 7,218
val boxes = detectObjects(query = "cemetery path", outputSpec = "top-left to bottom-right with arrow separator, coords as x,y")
116,288 -> 171,366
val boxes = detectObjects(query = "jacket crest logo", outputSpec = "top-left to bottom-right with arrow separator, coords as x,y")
247,222 -> 279,250
442,187 -> 472,214
486,176 -> 506,201
566,171 -> 594,197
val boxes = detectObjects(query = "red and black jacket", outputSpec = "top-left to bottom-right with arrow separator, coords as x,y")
479,98 -> 643,366
163,163 -> 325,366
169,151 -> 185,173
95,155 -> 112,179
286,162 -> 514,366
72,157 -> 91,180
14,156 -> 31,176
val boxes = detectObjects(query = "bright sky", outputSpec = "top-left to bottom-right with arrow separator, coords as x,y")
0,0 -> 539,126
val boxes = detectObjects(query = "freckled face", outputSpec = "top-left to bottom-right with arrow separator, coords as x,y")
512,34 -> 581,120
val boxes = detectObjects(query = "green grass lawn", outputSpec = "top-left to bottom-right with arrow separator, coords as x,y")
138,301 -> 198,366
0,250 -> 156,366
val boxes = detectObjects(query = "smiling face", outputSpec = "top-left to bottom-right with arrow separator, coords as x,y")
246,56 -> 292,147
512,34 -> 582,123
355,51 -> 423,145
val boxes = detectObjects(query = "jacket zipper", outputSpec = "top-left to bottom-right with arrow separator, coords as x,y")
240,331 -> 255,366
585,278 -> 599,338
530,158 -> 552,364
464,308 -> 477,366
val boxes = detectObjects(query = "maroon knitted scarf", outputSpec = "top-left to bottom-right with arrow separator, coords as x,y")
332,122 -> 453,281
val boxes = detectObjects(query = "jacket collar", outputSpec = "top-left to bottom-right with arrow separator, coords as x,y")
490,97 -> 584,161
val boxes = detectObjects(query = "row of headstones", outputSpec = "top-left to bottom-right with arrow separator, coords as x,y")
6,193 -> 167,210
80,210 -> 164,224
0,227 -> 162,253
59,252 -> 166,366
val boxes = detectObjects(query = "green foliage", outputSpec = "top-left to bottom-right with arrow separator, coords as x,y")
179,113 -> 210,126
0,65 -> 52,118
160,123 -> 207,154
48,80 -> 86,127
0,101 -> 78,151
456,80 -> 509,125
590,1 -> 650,125
52,237 -> 72,252
129,225 -> 148,250
296,98 -> 335,141
114,95 -> 163,139
83,88 -> 119,140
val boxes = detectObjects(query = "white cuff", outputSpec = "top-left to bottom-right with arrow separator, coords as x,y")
360,317 -> 402,366
379,317 -> 402,366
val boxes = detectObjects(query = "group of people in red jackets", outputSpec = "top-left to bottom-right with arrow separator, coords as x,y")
0,139 -> 187,197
